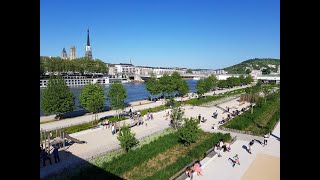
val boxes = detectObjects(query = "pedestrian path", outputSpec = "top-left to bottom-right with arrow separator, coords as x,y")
190,121 -> 280,180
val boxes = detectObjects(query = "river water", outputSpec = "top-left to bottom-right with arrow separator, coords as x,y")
40,80 -> 198,116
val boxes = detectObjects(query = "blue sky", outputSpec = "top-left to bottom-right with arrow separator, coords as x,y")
40,0 -> 279,69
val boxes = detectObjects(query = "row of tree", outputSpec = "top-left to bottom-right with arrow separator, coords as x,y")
195,75 -> 218,97
145,72 -> 190,98
40,76 -> 127,120
40,56 -> 108,75
217,75 -> 253,89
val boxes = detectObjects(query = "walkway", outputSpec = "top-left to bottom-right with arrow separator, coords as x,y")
191,121 -> 280,180
40,85 -> 251,131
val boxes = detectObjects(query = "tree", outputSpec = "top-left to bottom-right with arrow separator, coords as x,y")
217,80 -> 227,89
204,77 -> 213,92
159,73 -> 176,96
178,117 -> 201,146
170,107 -> 185,130
177,80 -> 189,97
244,75 -> 253,84
245,69 -> 251,74
40,76 -> 75,118
262,68 -> 271,75
207,75 -> 218,90
107,82 -> 127,118
239,75 -> 245,85
79,83 -> 106,123
196,79 -> 206,97
186,69 -> 193,74
145,73 -> 161,96
117,125 -> 139,152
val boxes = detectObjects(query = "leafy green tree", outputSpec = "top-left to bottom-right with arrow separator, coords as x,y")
239,75 -> 245,85
196,79 -> 206,97
177,80 -> 189,97
79,83 -> 106,123
204,77 -> 213,92
178,117 -> 201,146
245,69 -> 251,74
159,73 -> 176,96
208,74 -> 218,89
186,69 -> 193,74
107,82 -> 127,118
40,76 -> 75,118
244,75 -> 253,84
217,80 -> 227,89
262,68 -> 271,75
117,125 -> 139,152
170,107 -> 185,130
145,73 -> 161,96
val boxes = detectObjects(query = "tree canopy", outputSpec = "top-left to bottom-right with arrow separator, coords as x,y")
40,76 -> 75,115
79,83 -> 106,114
107,82 -> 127,111
117,125 -> 139,152
145,73 -> 161,96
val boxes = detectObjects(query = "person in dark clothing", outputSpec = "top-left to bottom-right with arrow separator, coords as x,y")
53,146 -> 60,163
198,114 -> 201,122
41,149 -> 52,166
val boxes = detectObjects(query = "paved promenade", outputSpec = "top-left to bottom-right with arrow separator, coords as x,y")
40,94 -> 251,178
40,85 -> 251,131
190,121 -> 280,180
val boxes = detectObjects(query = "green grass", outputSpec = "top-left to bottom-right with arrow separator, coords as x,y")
222,92 -> 280,135
45,131 -> 231,180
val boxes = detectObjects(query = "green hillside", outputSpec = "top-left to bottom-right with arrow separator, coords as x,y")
223,58 -> 280,74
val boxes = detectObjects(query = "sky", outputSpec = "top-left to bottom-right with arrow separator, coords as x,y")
40,0 -> 280,69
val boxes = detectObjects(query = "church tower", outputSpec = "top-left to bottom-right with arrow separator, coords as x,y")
85,29 -> 93,59
61,48 -> 68,60
70,45 -> 76,60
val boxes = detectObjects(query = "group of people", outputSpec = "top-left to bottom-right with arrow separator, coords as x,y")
185,160 -> 203,178
97,119 -> 110,129
146,111 -> 154,120
214,139 -> 231,157
40,146 -> 60,167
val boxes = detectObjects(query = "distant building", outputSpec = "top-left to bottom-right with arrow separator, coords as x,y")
250,70 -> 262,80
135,66 -> 153,75
85,29 -> 92,59
61,48 -> 68,60
213,69 -> 228,75
70,46 -> 76,60
114,63 -> 136,75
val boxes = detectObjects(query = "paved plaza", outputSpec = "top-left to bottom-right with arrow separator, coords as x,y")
188,122 -> 280,180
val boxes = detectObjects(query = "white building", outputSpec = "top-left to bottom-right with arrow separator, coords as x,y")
213,69 -> 228,75
216,74 -> 241,80
250,70 -> 262,80
135,66 -> 153,75
114,63 -> 136,75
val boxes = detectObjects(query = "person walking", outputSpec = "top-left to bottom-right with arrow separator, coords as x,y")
214,143 -> 222,157
264,132 -> 270,146
111,123 -> 115,135
198,114 -> 201,123
248,140 -> 254,154
53,146 -> 60,163
41,149 -> 52,166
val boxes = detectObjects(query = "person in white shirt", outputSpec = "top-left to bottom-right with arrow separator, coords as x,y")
264,132 -> 270,146
111,124 -> 115,135
214,144 -> 222,157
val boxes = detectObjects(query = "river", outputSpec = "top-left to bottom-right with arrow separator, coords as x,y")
40,80 -> 198,116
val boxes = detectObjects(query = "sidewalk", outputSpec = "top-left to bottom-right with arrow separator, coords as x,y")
191,121 -> 280,180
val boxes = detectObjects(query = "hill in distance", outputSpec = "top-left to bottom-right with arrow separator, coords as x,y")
223,58 -> 280,74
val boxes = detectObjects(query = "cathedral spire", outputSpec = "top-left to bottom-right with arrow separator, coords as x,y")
87,29 -> 90,46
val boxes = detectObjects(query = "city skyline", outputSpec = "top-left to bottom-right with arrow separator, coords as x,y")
40,0 -> 280,69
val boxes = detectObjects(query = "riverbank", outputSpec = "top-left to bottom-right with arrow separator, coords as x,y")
40,85 -> 252,130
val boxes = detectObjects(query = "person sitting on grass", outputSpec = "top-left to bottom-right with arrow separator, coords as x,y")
192,161 -> 203,176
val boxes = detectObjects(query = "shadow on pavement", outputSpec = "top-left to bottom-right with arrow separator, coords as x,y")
40,149 -> 124,180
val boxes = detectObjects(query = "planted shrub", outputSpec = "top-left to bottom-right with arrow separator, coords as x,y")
178,117 -> 201,146
117,125 -> 139,152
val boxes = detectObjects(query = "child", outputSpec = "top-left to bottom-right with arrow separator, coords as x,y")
185,166 -> 194,179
